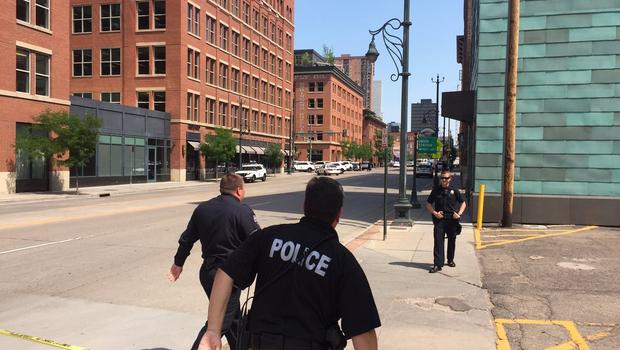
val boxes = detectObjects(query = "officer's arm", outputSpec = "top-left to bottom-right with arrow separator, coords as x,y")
351,329 -> 378,350
198,269 -> 234,350
457,200 -> 467,216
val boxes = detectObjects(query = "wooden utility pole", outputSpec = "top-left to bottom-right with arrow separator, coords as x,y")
502,0 -> 520,227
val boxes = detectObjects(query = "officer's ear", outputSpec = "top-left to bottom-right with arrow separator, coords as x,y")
331,208 -> 343,229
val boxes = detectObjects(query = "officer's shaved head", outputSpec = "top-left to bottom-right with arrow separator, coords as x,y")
220,173 -> 244,195
304,177 -> 344,224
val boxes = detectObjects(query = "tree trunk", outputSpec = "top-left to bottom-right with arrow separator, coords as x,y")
215,160 -> 219,179
75,167 -> 80,194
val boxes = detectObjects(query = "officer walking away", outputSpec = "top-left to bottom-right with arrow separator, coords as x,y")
198,177 -> 380,350
168,173 -> 260,350
426,169 -> 466,273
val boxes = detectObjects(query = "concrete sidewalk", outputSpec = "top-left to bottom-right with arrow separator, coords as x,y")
349,209 -> 496,350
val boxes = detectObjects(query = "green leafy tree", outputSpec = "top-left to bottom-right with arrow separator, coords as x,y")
340,140 -> 358,160
322,45 -> 335,65
357,144 -> 373,161
373,131 -> 394,164
14,110 -> 101,193
300,52 -> 312,66
200,128 -> 236,178
265,143 -> 284,174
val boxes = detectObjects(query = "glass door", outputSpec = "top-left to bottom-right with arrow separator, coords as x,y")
147,146 -> 157,182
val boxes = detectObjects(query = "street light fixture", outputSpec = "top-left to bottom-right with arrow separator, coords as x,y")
366,0 -> 413,224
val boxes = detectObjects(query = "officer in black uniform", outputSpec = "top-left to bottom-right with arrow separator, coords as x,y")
197,177 -> 381,350
426,169 -> 466,273
168,173 -> 260,350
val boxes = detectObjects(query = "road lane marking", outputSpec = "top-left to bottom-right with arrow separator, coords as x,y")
0,237 -> 83,255
478,226 -> 597,249
495,319 -> 590,350
0,329 -> 89,349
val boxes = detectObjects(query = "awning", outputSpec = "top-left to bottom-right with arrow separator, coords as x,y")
252,146 -> 265,155
242,145 -> 256,154
441,90 -> 475,124
187,141 -> 201,151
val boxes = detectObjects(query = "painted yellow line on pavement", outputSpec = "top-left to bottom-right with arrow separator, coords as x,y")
0,202 -> 183,231
481,226 -> 597,249
495,319 -> 590,350
485,233 -> 544,238
0,329 -> 89,350
474,228 -> 482,250
549,332 -> 613,350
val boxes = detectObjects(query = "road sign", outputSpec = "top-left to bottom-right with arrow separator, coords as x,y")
417,136 -> 437,154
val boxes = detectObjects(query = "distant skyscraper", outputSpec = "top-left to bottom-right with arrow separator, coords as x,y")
372,80 -> 382,118
387,121 -> 400,133
410,99 -> 438,134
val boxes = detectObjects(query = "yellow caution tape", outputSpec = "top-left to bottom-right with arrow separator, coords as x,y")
0,329 -> 89,350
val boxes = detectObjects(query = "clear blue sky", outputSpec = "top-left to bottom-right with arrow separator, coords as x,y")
294,0 -> 464,134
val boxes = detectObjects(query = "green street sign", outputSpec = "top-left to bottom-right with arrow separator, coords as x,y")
417,136 -> 437,153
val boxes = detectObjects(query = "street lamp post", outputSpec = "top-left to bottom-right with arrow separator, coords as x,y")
366,0 -> 413,224
238,98 -> 249,168
431,75 -> 444,185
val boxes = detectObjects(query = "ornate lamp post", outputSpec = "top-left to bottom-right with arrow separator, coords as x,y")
366,0 -> 413,224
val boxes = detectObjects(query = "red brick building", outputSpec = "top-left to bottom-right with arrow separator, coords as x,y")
293,50 -> 364,162
70,0 -> 294,181
334,54 -> 375,111
0,0 -> 71,193
362,112 -> 386,166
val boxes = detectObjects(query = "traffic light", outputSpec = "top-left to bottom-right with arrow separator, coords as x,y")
456,35 -> 464,64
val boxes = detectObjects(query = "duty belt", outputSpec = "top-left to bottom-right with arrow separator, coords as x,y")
249,333 -> 326,350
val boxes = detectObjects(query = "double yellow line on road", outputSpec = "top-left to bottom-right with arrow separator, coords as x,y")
0,329 -> 88,350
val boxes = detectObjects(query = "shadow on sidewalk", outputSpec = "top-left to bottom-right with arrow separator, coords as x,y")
389,261 -> 434,271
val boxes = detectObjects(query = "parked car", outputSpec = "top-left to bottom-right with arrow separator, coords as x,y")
416,163 -> 433,178
390,161 -> 400,168
406,161 -> 415,167
340,161 -> 353,171
351,162 -> 361,171
317,162 -> 345,176
293,161 -> 315,172
313,161 -> 328,171
360,161 -> 372,171
235,164 -> 267,183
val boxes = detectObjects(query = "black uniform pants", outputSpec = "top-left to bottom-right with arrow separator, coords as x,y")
249,333 -> 327,350
191,262 -> 242,350
433,219 -> 459,268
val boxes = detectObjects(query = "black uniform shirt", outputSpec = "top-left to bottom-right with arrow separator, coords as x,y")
427,185 -> 464,214
221,217 -> 381,342
174,194 -> 260,267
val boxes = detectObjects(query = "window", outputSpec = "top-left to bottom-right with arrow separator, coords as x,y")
101,48 -> 121,75
242,73 -> 249,95
307,115 -> 314,125
242,38 -> 250,61
261,112 -> 267,132
308,99 -> 315,108
33,53 -> 49,96
137,1 -> 150,30
73,92 -> 92,98
137,47 -> 150,75
102,92 -> 121,103
219,63 -> 228,88
232,32 -> 240,56
231,68 -> 239,92
271,22 -> 276,42
277,117 -> 282,135
277,87 -> 282,106
262,49 -> 268,69
285,34 -> 292,51
277,58 -> 283,77
187,48 -> 199,79
73,49 -> 92,77
317,82 -> 324,91
261,80 -> 267,101
153,46 -> 166,74
252,44 -> 259,65
16,49 -> 30,93
17,0 -> 29,22
231,0 -> 239,16
220,0 -> 228,10
277,28 -> 283,46
243,2 -> 250,24
137,91 -> 150,109
231,105 -> 239,128
317,98 -> 324,108
187,92 -> 199,121
270,54 -> 275,73
269,84 -> 275,104
252,110 -> 258,131
253,9 -> 259,30
205,97 -> 216,124
269,115 -> 275,134
285,62 -> 291,82
206,15 -> 216,44
154,0 -> 166,28
101,4 -> 121,32
316,115 -> 324,124
205,56 -> 215,84
308,82 -> 315,92
262,16 -> 268,36
219,102 -> 228,126
73,5 -> 92,33
153,91 -> 165,111
35,0 -> 49,29
285,91 -> 291,109
187,3 -> 199,35
219,24 -> 228,51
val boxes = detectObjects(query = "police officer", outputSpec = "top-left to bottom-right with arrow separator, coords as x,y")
198,177 -> 381,350
426,169 -> 466,273
168,173 -> 260,350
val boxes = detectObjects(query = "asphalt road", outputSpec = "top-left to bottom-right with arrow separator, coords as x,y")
0,169 -> 435,350
478,225 -> 620,349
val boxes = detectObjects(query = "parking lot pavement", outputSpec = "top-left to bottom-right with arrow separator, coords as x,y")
477,224 -> 620,349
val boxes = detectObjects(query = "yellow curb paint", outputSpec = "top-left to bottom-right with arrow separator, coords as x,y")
495,320 -> 511,350
480,226 -> 597,249
586,332 -> 612,341
485,233 -> 545,238
550,332 -> 612,350
0,329 -> 89,350
494,319 -> 590,350
474,228 -> 482,250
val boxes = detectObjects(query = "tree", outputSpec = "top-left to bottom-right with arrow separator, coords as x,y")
300,52 -> 312,66
357,144 -> 373,161
200,128 -> 236,179
322,44 -> 335,65
14,110 -> 101,193
264,143 -> 284,174
340,140 -> 358,160
373,130 -> 394,164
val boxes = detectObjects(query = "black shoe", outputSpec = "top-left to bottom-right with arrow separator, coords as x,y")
429,266 -> 442,273
447,261 -> 456,267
